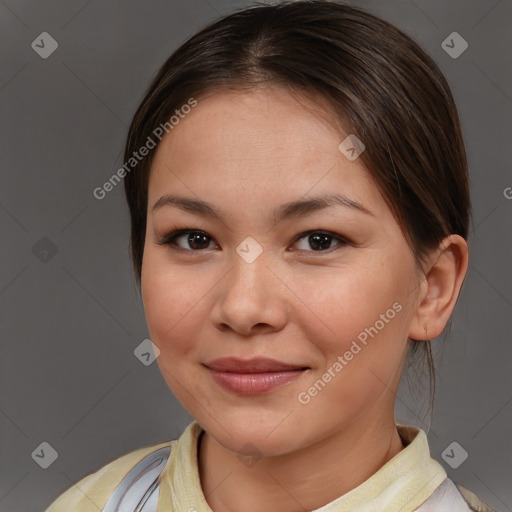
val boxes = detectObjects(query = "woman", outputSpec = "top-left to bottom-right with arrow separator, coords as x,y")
45,1 -> 497,511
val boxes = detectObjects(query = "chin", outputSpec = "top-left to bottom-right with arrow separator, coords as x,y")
198,409 -> 310,457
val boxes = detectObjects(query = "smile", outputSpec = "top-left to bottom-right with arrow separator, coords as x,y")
204,357 -> 310,394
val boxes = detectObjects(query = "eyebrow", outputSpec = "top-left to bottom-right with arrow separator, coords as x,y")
151,193 -> 374,223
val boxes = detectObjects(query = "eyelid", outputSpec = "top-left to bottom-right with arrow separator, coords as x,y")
155,228 -> 219,251
292,229 -> 348,243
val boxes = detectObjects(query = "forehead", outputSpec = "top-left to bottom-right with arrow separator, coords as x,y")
146,87 -> 386,217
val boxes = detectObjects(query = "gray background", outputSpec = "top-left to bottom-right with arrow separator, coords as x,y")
1,1 -> 511,511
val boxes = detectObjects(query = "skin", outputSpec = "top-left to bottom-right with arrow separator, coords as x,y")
141,86 -> 468,512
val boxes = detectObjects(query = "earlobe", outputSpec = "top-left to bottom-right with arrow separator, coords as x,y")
409,234 -> 469,341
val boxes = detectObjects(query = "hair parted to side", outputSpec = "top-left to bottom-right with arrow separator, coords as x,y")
123,0 -> 471,408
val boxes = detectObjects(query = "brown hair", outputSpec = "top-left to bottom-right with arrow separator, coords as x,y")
123,0 -> 470,408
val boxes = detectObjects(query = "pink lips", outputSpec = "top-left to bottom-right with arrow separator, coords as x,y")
205,357 -> 309,394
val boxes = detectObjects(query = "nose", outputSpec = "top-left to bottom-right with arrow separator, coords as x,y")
210,251 -> 288,337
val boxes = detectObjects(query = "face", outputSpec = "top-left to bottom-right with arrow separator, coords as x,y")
141,87 -> 424,456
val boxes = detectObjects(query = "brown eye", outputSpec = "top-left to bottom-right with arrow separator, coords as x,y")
184,232 -> 212,250
292,231 -> 347,252
158,230 -> 217,251
308,233 -> 333,251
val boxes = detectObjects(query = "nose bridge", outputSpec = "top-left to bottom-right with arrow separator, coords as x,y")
227,242 -> 270,298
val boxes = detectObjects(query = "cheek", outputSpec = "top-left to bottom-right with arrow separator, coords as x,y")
295,272 -> 410,420
292,256 -> 414,412
141,250 -> 207,353
293,259 -> 408,349
141,253 -> 210,406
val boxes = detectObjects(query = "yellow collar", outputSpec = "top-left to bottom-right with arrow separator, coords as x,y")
158,422 -> 446,512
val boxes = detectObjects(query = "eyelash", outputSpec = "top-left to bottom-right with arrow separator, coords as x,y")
156,226 -> 350,254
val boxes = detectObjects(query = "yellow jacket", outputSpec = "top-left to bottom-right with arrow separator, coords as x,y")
45,422 -> 496,512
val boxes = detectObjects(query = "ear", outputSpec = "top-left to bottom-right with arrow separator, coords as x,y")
409,234 -> 469,341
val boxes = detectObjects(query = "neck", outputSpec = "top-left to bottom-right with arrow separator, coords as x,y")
198,412 -> 404,512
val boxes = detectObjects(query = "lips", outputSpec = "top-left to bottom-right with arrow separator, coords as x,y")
204,357 -> 310,394
205,357 -> 309,373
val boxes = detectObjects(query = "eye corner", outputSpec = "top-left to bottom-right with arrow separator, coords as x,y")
154,233 -> 170,246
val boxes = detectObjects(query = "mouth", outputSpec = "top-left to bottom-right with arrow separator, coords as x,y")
204,357 -> 310,394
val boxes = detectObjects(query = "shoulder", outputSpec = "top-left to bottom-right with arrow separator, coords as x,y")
415,477 -> 498,512
456,482 -> 498,512
44,440 -> 175,512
